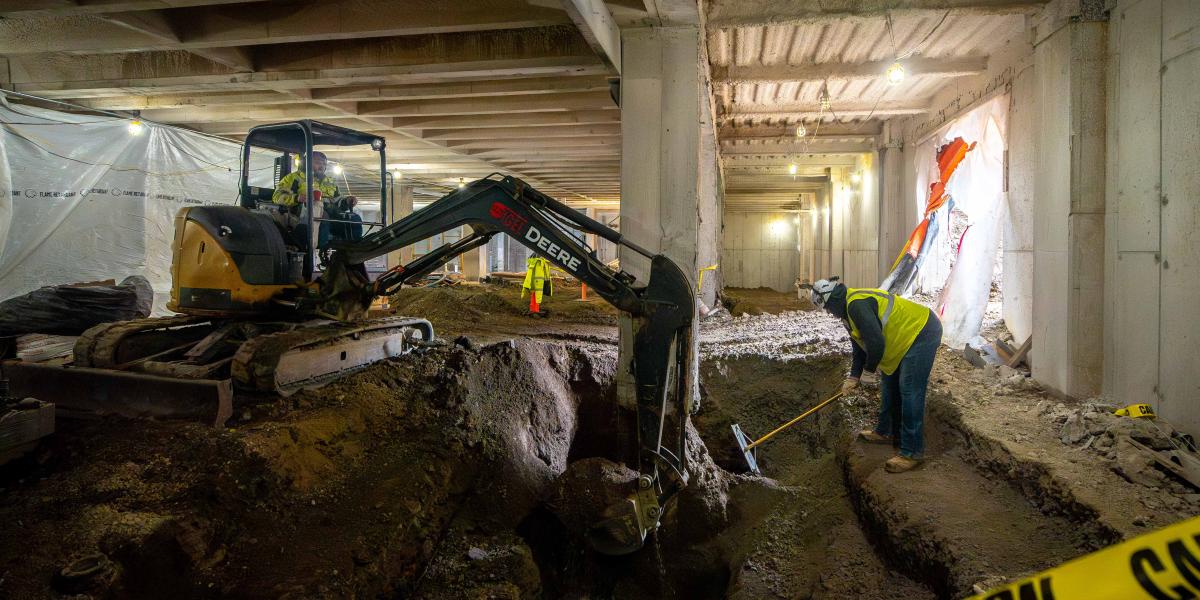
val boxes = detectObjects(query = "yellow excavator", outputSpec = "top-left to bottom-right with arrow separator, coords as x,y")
8,120 -> 696,555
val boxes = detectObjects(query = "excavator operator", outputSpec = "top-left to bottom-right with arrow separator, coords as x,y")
271,151 -> 362,249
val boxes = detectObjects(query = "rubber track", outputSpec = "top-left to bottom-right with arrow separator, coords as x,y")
231,316 -> 433,394
74,315 -> 208,368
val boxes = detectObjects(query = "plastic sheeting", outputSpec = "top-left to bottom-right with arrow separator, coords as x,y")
909,96 -> 1009,348
0,97 -> 273,312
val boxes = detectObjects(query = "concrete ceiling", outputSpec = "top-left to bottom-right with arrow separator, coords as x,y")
705,0 -> 1041,209
0,0 -> 648,205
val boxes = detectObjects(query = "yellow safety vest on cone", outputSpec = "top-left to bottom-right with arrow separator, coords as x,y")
522,257 -> 553,313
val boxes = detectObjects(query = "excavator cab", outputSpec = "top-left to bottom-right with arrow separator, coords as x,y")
167,120 -> 388,317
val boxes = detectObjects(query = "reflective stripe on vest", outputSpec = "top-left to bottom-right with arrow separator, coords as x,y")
845,288 -> 932,376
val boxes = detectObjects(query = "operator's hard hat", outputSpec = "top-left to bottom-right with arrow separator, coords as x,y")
809,276 -> 841,308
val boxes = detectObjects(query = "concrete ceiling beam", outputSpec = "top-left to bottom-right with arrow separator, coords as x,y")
719,122 -> 883,138
720,100 -> 928,119
466,147 -> 621,158
8,26 -> 601,93
0,0 -> 573,55
356,91 -> 617,118
706,0 -> 1049,27
721,140 -> 877,154
309,76 -> 612,102
724,155 -> 860,167
422,124 -> 621,140
714,56 -> 988,83
444,137 -> 620,149
0,0 -> 263,18
391,110 -> 620,130
560,0 -> 622,73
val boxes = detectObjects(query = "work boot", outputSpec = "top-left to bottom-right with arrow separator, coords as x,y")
885,455 -> 922,473
858,430 -> 892,444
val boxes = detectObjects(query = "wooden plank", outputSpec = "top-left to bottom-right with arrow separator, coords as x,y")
1006,336 -> 1032,368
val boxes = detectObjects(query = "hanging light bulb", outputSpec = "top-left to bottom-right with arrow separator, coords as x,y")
818,87 -> 831,111
795,123 -> 807,138
850,171 -> 862,184
787,163 -> 798,176
127,120 -> 145,136
392,170 -> 403,180
885,61 -> 906,85
332,163 -> 344,175
458,178 -> 466,189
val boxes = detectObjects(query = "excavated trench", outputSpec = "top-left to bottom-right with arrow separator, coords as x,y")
0,336 -> 1104,599
408,342 -> 941,599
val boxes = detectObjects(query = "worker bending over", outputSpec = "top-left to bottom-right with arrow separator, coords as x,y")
271,151 -> 362,249
810,277 -> 942,473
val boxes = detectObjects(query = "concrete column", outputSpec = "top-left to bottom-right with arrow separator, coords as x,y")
385,183 -> 414,269
461,225 -> 487,282
878,122 -> 906,281
616,26 -> 714,407
1004,64 -> 1037,346
1032,20 -> 1107,397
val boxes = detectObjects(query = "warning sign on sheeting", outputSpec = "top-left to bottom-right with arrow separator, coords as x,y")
965,516 -> 1200,600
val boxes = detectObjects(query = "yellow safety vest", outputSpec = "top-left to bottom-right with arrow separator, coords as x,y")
272,170 -> 340,207
845,287 -> 932,375
522,257 -> 553,303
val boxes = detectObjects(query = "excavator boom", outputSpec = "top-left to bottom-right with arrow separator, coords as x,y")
316,175 -> 697,555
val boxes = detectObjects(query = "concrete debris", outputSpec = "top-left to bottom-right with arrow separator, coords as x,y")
700,310 -> 849,361
1050,401 -> 1199,493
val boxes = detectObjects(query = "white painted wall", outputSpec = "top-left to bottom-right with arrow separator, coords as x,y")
1004,63 -> 1037,344
722,211 -> 799,291
1105,0 -> 1200,434
1032,21 -> 1107,398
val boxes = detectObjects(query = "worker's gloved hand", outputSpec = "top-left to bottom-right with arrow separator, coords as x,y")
859,371 -> 880,386
841,377 -> 859,395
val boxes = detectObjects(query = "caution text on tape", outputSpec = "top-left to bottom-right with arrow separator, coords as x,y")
966,515 -> 1200,600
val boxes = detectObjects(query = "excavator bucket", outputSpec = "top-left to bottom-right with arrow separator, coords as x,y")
586,498 -> 647,556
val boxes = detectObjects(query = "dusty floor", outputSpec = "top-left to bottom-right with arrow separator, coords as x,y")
1,284 -> 1196,599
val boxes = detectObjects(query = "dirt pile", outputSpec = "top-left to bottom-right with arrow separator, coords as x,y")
390,284 -> 618,334
721,287 -> 814,316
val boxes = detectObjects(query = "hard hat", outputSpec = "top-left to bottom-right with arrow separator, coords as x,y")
809,276 -> 841,307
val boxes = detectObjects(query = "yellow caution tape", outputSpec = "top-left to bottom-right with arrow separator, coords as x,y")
1115,403 -> 1157,419
965,515 -> 1200,600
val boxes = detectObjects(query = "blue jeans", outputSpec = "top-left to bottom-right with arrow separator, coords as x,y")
874,316 -> 942,458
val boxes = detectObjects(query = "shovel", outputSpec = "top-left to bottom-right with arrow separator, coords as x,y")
731,392 -> 844,475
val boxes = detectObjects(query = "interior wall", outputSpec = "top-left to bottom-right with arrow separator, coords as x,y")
1004,61 -> 1037,344
1032,20 -> 1107,398
721,211 -> 799,292
1105,0 -> 1200,434
831,156 -> 880,287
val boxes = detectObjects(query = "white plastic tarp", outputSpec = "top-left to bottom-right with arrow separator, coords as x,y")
0,98 -> 274,311
909,95 -> 1009,348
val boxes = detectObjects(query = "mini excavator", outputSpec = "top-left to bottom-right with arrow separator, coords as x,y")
73,120 -> 696,554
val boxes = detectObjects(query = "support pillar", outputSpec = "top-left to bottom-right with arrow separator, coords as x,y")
461,225 -> 487,282
386,183 -> 414,269
1032,19 -> 1107,397
616,25 -> 714,407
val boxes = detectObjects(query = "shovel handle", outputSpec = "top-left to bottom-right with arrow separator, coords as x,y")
745,392 -> 844,451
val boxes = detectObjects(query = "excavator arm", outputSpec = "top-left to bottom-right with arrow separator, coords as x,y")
315,175 -> 696,555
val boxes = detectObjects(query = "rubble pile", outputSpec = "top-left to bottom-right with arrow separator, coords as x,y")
1047,401 -> 1200,495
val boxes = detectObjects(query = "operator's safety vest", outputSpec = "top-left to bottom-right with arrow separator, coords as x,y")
272,170 -> 340,207
845,287 -> 932,375
522,257 -> 553,311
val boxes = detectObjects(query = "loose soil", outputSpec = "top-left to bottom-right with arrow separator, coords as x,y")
2,288 -> 1196,598
721,286 -> 814,316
